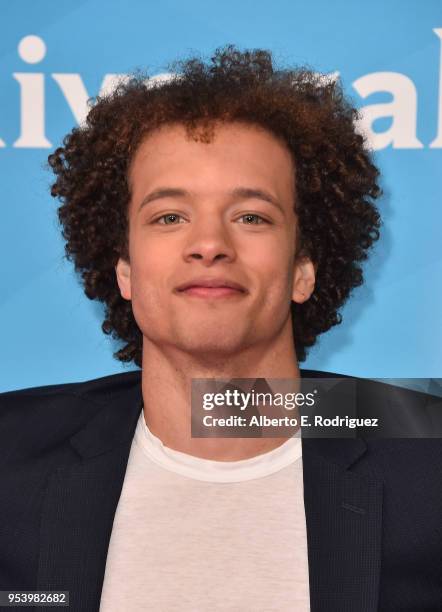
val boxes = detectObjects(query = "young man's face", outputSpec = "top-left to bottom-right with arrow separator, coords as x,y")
116,121 -> 315,359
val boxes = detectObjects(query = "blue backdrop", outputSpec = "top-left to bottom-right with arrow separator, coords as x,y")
1,0 -> 441,392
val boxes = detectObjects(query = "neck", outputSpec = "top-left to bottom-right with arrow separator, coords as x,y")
140,321 -> 301,461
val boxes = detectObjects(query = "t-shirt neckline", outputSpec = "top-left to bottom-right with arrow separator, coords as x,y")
134,411 -> 302,483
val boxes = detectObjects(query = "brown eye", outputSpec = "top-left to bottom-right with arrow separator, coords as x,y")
238,214 -> 266,224
157,214 -> 183,225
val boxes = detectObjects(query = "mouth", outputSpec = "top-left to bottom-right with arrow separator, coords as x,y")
175,279 -> 247,299
178,286 -> 244,298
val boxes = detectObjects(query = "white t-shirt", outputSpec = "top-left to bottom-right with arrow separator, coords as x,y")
99,411 -> 311,611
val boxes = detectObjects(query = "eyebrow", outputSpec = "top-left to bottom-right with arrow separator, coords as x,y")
137,187 -> 283,212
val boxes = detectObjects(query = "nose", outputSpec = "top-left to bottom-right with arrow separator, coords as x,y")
182,215 -> 236,265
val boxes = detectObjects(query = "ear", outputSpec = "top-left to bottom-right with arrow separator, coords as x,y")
115,257 -> 132,300
291,256 -> 316,304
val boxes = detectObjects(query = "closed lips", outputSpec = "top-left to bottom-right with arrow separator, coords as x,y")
176,279 -> 246,292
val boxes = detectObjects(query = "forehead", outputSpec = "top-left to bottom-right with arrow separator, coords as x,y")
128,121 -> 296,204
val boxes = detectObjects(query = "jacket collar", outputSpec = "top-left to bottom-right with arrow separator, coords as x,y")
69,372 -> 143,459
68,368 -> 368,467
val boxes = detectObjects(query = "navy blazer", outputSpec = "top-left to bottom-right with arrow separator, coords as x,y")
1,369 -> 442,612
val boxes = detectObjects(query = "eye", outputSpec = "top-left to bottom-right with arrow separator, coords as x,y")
155,213 -> 185,225
237,214 -> 268,225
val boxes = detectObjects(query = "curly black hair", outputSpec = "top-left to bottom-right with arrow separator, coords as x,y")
48,44 -> 381,368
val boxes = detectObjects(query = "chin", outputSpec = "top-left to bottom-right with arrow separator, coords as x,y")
174,331 -> 248,356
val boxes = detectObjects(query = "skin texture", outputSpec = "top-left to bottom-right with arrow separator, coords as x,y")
115,121 -> 315,460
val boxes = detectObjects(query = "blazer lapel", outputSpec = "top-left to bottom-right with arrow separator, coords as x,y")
302,437 -> 383,612
36,383 -> 143,612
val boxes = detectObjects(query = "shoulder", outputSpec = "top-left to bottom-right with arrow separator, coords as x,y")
302,368 -> 441,411
0,370 -> 141,460
301,368 -> 442,465
0,369 -> 141,408
1,369 -> 141,400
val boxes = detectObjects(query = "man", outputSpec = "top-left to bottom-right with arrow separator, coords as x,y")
1,46 -> 441,612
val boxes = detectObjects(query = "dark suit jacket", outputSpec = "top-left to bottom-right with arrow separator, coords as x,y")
1,369 -> 442,612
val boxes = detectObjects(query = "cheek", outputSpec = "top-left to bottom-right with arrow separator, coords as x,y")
243,242 -> 293,297
130,281 -> 161,328
128,250 -> 170,313
129,233 -> 173,283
